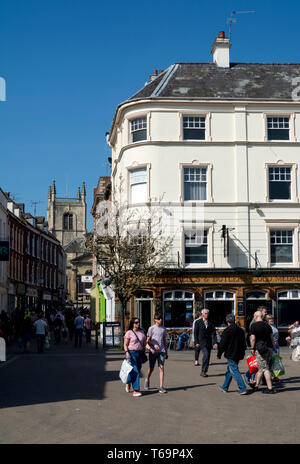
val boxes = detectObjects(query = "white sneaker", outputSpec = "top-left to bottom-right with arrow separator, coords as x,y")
159,387 -> 167,394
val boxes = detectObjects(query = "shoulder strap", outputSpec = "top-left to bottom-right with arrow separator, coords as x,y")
132,330 -> 144,348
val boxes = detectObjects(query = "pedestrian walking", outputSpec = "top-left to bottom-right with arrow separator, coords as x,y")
192,312 -> 202,366
217,314 -> 247,395
250,311 -> 277,394
33,313 -> 48,353
53,314 -> 63,344
124,317 -> 146,397
21,311 -> 33,353
266,315 -> 280,355
74,312 -> 84,348
144,313 -> 168,393
194,308 -> 218,377
84,314 -> 92,345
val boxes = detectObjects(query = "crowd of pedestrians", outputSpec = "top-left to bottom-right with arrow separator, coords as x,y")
0,306 -> 94,353
122,306 -> 299,398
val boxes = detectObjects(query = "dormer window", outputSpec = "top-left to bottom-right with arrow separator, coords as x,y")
130,117 -> 147,143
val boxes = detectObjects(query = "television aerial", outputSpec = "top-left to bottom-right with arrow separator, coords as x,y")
228,10 -> 256,41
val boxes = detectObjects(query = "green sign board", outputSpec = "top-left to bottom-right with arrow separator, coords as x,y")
0,241 -> 9,261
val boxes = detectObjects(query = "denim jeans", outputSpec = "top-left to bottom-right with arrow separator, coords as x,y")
222,358 -> 247,393
176,332 -> 189,350
128,350 -> 142,391
74,328 -> 83,348
36,334 -> 45,353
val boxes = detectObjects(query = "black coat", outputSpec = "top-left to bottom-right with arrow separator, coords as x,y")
194,319 -> 217,349
217,324 -> 246,363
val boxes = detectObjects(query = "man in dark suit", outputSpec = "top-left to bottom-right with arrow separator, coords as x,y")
194,308 -> 218,377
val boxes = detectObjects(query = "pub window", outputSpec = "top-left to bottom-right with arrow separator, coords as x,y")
278,290 -> 300,327
163,290 -> 194,328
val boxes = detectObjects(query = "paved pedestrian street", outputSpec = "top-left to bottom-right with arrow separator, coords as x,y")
0,343 -> 299,444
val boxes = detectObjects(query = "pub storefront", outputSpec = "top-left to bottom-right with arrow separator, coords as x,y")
128,269 -> 300,345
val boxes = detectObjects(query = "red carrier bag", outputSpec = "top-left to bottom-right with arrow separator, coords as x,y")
247,354 -> 258,375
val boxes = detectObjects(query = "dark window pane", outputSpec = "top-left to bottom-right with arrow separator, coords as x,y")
174,291 -> 183,299
271,245 -> 293,263
185,245 -> 207,264
183,129 -> 205,140
278,300 -> 300,326
132,129 -> 147,142
164,301 -> 192,328
268,129 -> 290,140
269,181 -> 291,200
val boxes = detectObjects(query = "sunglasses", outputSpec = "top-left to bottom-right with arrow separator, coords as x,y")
134,320 -> 140,324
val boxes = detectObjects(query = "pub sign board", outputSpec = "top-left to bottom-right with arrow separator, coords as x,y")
0,241 -> 9,261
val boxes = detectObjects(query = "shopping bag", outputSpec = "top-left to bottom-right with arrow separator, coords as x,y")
246,354 -> 258,374
45,336 -> 50,350
292,345 -> 300,362
119,359 -> 133,383
272,354 -> 285,376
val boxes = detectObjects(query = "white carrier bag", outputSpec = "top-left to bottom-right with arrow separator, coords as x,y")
119,359 -> 133,383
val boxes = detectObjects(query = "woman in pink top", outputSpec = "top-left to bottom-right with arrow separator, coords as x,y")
124,317 -> 146,397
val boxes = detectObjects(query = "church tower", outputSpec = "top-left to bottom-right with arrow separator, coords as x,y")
47,181 -> 91,306
47,180 -> 87,246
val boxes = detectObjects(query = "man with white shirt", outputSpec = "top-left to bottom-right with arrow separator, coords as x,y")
34,314 -> 48,353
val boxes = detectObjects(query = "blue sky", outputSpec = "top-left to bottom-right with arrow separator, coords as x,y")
1,0 -> 300,230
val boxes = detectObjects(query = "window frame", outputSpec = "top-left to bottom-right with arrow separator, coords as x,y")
129,116 -> 148,144
127,163 -> 151,205
265,163 -> 298,203
264,113 -> 295,142
266,222 -> 299,268
181,222 -> 214,268
180,162 -> 213,203
179,112 -> 211,142
63,213 -> 74,231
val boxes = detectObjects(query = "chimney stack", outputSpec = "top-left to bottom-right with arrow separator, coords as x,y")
211,31 -> 231,68
149,69 -> 158,82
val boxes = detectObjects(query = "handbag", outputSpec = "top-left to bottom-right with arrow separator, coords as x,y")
272,354 -> 285,376
132,330 -> 148,364
119,359 -> 133,383
246,354 -> 258,374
